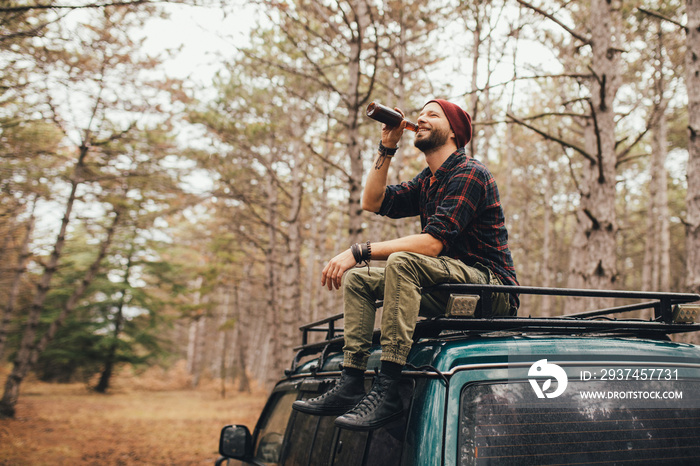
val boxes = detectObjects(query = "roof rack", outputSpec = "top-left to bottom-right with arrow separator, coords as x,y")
288,285 -> 700,374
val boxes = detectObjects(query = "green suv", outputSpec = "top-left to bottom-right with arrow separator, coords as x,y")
216,285 -> 700,465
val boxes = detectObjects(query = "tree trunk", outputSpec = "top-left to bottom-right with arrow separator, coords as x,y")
388,10 -> 419,241
346,0 -> 370,243
642,26 -> 671,292
0,155 -> 83,418
642,188 -> 658,292
234,271 -> 251,393
567,0 -> 621,311
94,302 -> 124,394
216,285 -> 231,399
185,275 -> 205,387
481,26 -> 496,164
264,172 -> 282,386
648,108 -> 671,292
0,163 -> 121,417
0,210 -> 35,360
186,318 -> 198,375
280,152 -> 304,364
686,0 -> 700,294
0,219 -> 15,266
469,12 -> 483,160
310,124 -> 333,325
192,317 -> 206,387
95,242 -> 133,394
31,209 -> 121,367
541,163 -> 554,315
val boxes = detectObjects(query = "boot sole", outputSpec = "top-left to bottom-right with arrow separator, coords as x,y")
334,408 -> 404,431
292,400 -> 360,416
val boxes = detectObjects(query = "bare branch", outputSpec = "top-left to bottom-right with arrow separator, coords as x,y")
506,112 -> 595,163
617,152 -> 649,166
615,94 -> 664,166
462,72 -> 592,96
515,0 -> 591,45
305,142 -> 350,180
240,47 -> 344,104
511,111 -> 590,122
91,121 -> 138,146
615,126 -> 651,167
0,0 -> 156,13
638,7 -> 687,32
0,20 -> 54,42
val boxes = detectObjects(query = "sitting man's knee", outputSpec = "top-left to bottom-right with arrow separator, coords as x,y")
343,267 -> 370,289
386,251 -> 416,269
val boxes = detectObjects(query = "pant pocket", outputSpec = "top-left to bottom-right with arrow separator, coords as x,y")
473,262 -> 511,317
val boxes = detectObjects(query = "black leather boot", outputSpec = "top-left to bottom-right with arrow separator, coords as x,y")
334,374 -> 403,431
292,372 -> 365,416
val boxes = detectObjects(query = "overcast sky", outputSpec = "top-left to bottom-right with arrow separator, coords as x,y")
141,2 -> 256,86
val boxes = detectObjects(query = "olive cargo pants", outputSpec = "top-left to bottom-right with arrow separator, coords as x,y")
342,252 -> 512,370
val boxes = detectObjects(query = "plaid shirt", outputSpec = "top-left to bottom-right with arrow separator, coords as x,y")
378,148 -> 519,309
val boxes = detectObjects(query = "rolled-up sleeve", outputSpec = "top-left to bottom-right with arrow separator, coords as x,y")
378,174 -> 423,219
422,168 -> 485,253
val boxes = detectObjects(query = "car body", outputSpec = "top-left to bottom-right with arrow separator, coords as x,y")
217,285 -> 700,465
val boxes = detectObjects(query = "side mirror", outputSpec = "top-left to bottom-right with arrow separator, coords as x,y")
219,424 -> 253,459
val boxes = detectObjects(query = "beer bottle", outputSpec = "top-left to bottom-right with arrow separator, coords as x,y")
365,102 -> 418,132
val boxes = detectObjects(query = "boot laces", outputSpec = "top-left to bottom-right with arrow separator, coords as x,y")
312,380 -> 343,402
350,380 -> 387,416
310,373 -> 356,402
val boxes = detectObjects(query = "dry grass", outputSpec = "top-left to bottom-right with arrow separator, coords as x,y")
0,363 -> 268,465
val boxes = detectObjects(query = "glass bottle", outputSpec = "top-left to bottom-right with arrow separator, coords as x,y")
365,102 -> 418,132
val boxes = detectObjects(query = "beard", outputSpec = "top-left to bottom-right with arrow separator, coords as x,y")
414,125 -> 451,153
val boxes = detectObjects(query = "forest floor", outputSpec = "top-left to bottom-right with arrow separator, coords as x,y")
0,363 -> 268,465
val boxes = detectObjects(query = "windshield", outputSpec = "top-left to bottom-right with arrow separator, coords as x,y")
458,379 -> 700,465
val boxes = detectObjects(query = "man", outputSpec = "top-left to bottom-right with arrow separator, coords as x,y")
293,99 -> 519,431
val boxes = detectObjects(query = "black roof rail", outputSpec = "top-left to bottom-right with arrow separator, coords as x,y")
436,284 -> 700,321
299,313 -> 344,346
288,314 -> 344,375
287,285 -> 700,375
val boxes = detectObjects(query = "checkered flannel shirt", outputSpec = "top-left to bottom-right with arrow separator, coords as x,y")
378,148 -> 519,310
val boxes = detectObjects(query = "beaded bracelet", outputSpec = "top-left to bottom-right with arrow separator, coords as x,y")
375,141 -> 398,170
350,241 -> 372,264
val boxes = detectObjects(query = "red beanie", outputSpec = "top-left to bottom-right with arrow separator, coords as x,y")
425,99 -> 473,148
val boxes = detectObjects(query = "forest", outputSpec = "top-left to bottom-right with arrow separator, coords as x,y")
1,0 -> 700,419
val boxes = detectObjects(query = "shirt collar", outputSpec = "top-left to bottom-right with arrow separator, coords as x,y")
433,147 -> 467,182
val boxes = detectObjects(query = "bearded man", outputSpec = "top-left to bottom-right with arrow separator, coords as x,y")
293,99 -> 519,430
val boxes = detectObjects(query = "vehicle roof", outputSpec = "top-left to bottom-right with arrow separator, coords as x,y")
289,285 -> 700,377
293,332 -> 700,377
409,333 -> 700,373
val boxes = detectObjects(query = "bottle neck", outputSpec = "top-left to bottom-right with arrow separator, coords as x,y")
404,121 -> 418,132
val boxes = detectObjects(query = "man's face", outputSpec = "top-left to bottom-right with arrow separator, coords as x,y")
414,102 -> 454,153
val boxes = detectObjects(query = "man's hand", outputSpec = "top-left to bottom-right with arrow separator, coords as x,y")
381,107 -> 406,148
321,248 -> 357,290
363,108 -> 406,213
